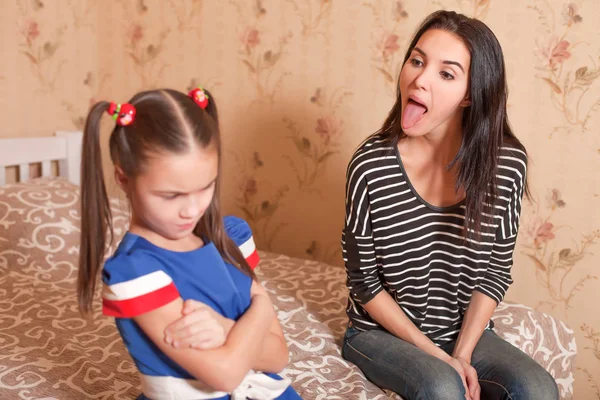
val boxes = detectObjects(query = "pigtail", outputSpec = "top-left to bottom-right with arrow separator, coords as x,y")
202,88 -> 219,126
77,101 -> 114,314
198,183 -> 256,280
189,87 -> 254,279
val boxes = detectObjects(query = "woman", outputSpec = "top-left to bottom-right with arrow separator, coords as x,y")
341,10 -> 559,400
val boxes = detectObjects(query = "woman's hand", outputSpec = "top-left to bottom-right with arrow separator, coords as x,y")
446,357 -> 480,400
164,299 -> 234,350
456,356 -> 480,400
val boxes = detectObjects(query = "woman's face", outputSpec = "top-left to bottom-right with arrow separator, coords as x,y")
399,29 -> 472,137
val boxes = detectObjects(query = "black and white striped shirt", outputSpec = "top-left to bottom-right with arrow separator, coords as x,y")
342,134 -> 527,344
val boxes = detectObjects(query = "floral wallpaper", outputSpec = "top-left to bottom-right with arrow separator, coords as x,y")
1,0 -> 599,398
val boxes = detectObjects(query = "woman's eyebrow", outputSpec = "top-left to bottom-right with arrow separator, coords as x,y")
413,46 -> 465,73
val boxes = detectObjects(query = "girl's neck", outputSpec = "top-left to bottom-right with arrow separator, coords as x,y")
129,216 -> 203,252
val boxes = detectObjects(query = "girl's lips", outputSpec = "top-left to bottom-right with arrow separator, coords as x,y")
178,222 -> 195,230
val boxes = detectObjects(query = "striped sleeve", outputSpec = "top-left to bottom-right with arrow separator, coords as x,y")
102,252 -> 180,318
224,215 -> 260,270
342,155 -> 383,304
476,149 -> 527,304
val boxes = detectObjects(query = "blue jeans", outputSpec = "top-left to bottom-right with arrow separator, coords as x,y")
342,326 -> 559,400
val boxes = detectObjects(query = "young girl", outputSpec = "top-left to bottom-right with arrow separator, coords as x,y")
341,10 -> 559,400
76,87 -> 301,400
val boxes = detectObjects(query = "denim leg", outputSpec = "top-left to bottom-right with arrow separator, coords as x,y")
342,328 -> 466,400
469,330 -> 560,400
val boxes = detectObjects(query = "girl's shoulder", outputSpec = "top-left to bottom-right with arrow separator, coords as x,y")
101,234 -> 179,318
223,216 -> 253,247
223,216 -> 259,270
102,233 -> 163,281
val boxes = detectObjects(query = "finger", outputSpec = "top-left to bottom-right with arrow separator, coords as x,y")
465,368 -> 479,399
165,310 -> 212,335
177,326 -> 226,349
169,319 -> 217,342
473,382 -> 481,400
171,320 -> 224,344
172,329 -> 219,348
459,374 -> 470,400
182,299 -> 208,314
190,337 -> 226,350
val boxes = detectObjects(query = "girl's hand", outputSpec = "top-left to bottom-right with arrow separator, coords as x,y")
164,299 -> 234,350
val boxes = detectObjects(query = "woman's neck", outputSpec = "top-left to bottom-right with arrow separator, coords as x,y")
404,107 -> 464,166
405,128 -> 463,167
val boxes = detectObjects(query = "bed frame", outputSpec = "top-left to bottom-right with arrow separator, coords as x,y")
0,131 -> 82,186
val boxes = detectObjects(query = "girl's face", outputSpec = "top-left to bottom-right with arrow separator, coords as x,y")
399,29 -> 472,137
118,144 -> 219,243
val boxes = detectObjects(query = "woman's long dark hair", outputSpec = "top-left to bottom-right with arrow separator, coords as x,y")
77,88 -> 255,314
375,10 -> 530,238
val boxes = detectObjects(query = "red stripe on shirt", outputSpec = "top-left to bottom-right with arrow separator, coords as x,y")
103,282 -> 179,318
246,250 -> 260,270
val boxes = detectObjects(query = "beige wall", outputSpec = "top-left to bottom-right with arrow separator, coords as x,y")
1,0 -> 599,398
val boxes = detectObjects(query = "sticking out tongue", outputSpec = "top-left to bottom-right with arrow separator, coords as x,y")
402,100 -> 427,129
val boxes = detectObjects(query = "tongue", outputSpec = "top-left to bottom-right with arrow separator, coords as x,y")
402,102 -> 427,129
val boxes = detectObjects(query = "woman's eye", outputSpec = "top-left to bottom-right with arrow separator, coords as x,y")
411,58 -> 423,67
441,71 -> 455,80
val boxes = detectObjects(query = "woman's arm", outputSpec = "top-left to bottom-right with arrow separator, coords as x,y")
362,290 -> 452,362
135,292 -> 274,393
363,291 -> 477,399
451,291 -> 497,363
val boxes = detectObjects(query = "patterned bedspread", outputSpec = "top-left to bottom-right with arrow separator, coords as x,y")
0,178 -> 577,399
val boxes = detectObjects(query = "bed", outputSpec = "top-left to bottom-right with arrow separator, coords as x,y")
0,132 -> 577,399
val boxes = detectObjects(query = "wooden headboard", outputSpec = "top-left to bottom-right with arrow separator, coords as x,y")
0,131 -> 82,186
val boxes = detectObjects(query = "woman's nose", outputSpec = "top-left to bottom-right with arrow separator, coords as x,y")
413,68 -> 431,90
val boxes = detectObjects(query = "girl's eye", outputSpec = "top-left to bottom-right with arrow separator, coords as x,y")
164,194 -> 179,200
441,71 -> 455,80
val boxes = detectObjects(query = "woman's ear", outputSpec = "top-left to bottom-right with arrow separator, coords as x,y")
460,97 -> 471,107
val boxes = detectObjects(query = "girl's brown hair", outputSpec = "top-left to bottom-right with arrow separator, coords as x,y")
77,88 -> 255,314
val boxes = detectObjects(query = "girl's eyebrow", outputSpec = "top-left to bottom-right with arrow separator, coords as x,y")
154,177 -> 218,195
413,47 -> 465,73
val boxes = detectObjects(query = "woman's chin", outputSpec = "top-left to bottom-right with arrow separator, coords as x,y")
401,125 -> 429,137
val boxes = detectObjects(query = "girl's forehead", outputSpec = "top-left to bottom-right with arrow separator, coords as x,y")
140,147 -> 219,189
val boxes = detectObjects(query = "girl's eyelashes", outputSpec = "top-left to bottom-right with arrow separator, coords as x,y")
159,180 -> 216,200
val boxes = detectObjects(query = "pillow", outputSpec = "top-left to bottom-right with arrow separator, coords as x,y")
0,177 -> 129,278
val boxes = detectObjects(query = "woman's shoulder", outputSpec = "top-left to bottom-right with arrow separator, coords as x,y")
498,142 -> 528,174
352,133 -> 395,157
347,133 -> 397,174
